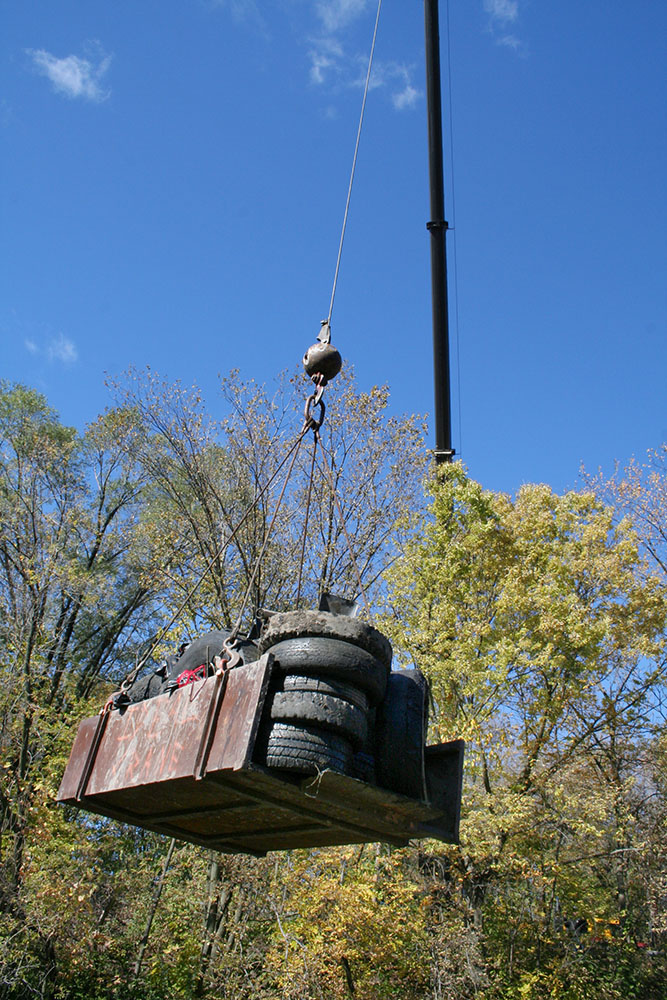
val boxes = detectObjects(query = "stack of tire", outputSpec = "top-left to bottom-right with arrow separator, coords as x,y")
256,611 -> 430,801
256,610 -> 392,782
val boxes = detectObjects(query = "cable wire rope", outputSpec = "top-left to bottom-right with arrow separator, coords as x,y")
118,421 -> 313,693
327,0 -> 383,327
123,1 -> 388,691
313,429 -> 373,621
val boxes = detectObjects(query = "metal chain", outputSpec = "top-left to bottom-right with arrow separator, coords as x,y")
313,428 -> 373,621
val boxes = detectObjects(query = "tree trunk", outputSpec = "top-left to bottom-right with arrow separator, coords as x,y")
132,837 -> 176,981
194,853 -> 233,997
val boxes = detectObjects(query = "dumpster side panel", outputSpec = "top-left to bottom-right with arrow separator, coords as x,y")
57,717 -> 98,802
205,658 -> 272,773
86,680 -> 217,793
57,659 -> 272,805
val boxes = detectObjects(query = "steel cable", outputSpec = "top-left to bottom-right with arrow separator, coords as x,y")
295,431 -> 319,609
228,427 -> 307,641
327,0 -> 383,327
313,428 -> 373,621
118,422 -> 312,691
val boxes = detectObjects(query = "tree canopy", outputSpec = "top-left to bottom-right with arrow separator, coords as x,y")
0,377 -> 665,999
384,464 -> 667,998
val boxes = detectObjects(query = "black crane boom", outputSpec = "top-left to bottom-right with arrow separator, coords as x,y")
424,0 -> 454,463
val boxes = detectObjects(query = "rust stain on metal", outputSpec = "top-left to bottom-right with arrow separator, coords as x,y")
57,655 -> 463,854
206,658 -> 272,772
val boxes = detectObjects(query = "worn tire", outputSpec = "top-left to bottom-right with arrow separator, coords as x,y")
168,630 -> 227,677
123,632 -> 259,705
268,690 -> 368,748
125,670 -> 168,704
263,636 -> 389,705
375,670 -> 429,800
169,630 -> 258,679
281,674 -> 369,712
264,723 -> 352,775
352,751 -> 376,784
259,610 -> 392,668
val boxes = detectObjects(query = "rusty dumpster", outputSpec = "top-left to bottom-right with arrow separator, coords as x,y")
57,654 -> 463,854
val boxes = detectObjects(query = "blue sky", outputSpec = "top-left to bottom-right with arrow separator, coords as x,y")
1,0 -> 665,494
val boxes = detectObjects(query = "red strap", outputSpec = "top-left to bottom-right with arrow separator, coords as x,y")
176,663 -> 207,687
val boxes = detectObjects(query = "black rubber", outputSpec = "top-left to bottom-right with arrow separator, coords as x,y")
122,631 -> 258,705
171,630 -> 258,678
281,673 -> 369,712
169,630 -> 228,674
351,751 -> 376,784
375,670 -> 429,800
259,610 -> 392,668
268,690 -> 368,748
125,670 -> 167,704
264,723 -> 352,775
263,636 -> 389,705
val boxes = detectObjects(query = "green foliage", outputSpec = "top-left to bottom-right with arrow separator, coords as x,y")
107,365 -> 428,634
0,373 -> 429,999
264,847 -> 431,999
1,380 -> 666,999
383,463 -> 667,998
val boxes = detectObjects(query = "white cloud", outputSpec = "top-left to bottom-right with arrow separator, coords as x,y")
213,0 -> 418,109
27,45 -> 111,102
369,61 -> 421,110
308,38 -> 344,85
484,0 -> 519,23
210,0 -> 264,29
316,0 -> 370,34
310,54 -> 334,86
393,82 -> 419,111
308,7 -> 421,113
309,0 -> 374,93
48,335 -> 78,364
483,0 -> 523,52
498,34 -> 521,50
23,333 -> 79,365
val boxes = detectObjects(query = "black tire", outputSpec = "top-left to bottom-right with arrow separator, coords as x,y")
168,630 -> 258,680
281,674 -> 369,712
268,691 -> 368,748
169,630 -> 228,676
375,670 -> 429,800
125,670 -> 168,704
263,636 -> 389,705
264,723 -> 352,775
352,751 -> 376,784
259,610 -> 392,668
122,632 -> 259,705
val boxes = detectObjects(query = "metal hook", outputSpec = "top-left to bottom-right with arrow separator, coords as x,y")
303,394 -> 326,431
